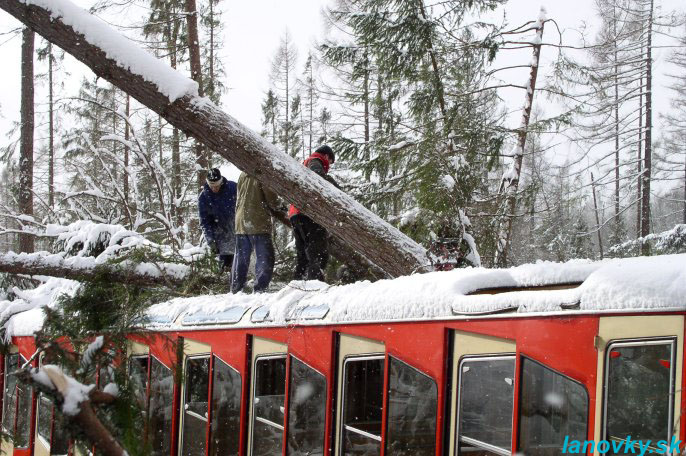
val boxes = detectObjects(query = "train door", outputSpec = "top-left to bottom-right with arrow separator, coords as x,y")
247,336 -> 287,456
334,333 -> 385,456
128,338 -> 175,456
594,315 -> 684,455
178,338 -> 211,456
449,330 -> 516,456
2,348 -> 33,456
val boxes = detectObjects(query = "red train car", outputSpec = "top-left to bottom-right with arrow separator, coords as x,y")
2,254 -> 685,456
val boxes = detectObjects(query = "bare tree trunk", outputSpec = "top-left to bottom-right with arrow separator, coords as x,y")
18,27 -> 34,254
494,14 -> 545,267
591,173 -> 604,259
48,42 -> 55,209
363,49 -> 370,157
208,0 -> 214,99
185,0 -> 207,190
124,94 -> 130,204
620,12 -> 624,228
637,57 -> 643,242
1,0 -> 429,277
309,61 -> 314,152
640,0 -> 653,255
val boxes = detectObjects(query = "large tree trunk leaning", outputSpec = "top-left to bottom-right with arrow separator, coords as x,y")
0,0 -> 429,278
18,27 -> 34,253
494,12 -> 545,267
270,209 -> 387,279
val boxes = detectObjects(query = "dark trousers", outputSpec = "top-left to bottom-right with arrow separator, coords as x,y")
291,214 -> 328,281
231,234 -> 274,293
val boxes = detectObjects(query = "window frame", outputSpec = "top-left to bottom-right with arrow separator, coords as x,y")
208,354 -> 242,456
2,352 -> 20,435
517,355 -> 590,454
601,337 -> 677,447
455,355 -> 515,456
179,353 -> 211,456
251,354 -> 287,434
36,394 -> 52,448
4,353 -> 31,449
339,354 -> 386,450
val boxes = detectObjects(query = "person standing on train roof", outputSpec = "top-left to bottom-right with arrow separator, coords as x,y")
198,168 -> 237,273
231,171 -> 280,293
288,144 -> 339,282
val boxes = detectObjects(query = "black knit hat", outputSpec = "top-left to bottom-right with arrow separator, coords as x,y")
315,145 -> 335,164
207,168 -> 222,183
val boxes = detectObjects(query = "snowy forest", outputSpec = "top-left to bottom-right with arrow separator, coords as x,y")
0,0 -> 685,274
0,0 -> 684,454
1,0 -> 685,279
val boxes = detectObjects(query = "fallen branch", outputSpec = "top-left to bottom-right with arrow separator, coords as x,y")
0,251 -> 193,288
17,367 -> 125,456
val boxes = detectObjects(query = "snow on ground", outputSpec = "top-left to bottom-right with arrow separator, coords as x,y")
24,0 -> 198,101
2,254 -> 685,338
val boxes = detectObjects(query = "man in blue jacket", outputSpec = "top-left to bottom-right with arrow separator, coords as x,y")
198,168 -> 237,272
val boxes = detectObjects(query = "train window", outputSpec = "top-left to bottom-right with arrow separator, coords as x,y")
37,394 -> 52,443
129,355 -> 149,410
457,356 -> 515,456
386,357 -> 437,456
287,357 -> 326,456
148,357 -> 174,456
251,356 -> 287,456
604,339 -> 675,453
181,356 -> 210,456
209,356 -> 241,456
2,353 -> 19,436
4,354 -> 32,448
341,356 -> 385,455
518,357 -> 588,456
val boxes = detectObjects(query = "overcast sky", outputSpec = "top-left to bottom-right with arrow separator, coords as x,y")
0,0 -> 682,176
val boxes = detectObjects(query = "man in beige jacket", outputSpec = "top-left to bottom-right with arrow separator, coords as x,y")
231,171 -> 279,293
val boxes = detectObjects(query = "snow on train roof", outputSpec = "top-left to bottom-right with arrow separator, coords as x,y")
2,254 -> 685,338
142,254 -> 685,328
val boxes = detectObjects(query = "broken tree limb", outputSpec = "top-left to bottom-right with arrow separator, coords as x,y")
0,0 -> 430,278
17,368 -> 126,456
0,251 -> 196,288
494,8 -> 546,268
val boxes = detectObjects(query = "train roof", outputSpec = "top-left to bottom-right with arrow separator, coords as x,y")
3,253 -> 685,337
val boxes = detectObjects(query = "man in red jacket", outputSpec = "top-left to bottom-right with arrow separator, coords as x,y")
289,145 -> 337,281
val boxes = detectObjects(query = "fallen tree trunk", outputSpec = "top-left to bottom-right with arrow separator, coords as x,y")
0,252 -> 196,288
0,0 -> 430,278
270,209 -> 387,280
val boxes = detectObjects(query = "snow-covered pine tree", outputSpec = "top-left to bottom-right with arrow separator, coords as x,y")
322,0 -> 507,267
261,89 -> 279,144
270,31 -> 299,158
661,25 -> 686,225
